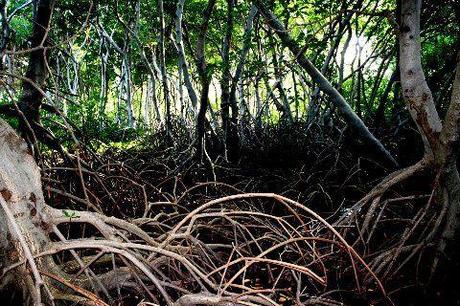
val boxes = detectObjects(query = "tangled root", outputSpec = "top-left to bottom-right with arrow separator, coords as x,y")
3,192 -> 392,305
0,119 -> 392,305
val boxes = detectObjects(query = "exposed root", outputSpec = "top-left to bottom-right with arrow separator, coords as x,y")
0,117 -> 447,305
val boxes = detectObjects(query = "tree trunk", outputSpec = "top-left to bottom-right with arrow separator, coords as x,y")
196,0 -> 217,160
399,0 -> 442,155
98,31 -> 109,125
0,119 -> 55,305
226,5 -> 258,161
17,0 -> 64,158
221,0 -> 235,160
175,0 -> 198,112
399,0 -> 460,275
157,0 -> 172,138
269,31 -> 293,124
374,69 -> 398,126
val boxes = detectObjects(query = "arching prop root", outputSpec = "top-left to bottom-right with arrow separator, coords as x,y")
335,156 -> 458,288
0,120 -> 390,305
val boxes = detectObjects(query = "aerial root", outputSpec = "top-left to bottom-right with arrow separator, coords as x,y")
3,193 -> 389,305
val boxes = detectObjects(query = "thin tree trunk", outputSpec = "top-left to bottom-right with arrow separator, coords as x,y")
375,69 -> 398,126
123,54 -> 135,128
0,0 -> 9,59
158,0 -> 172,138
269,32 -> 293,123
175,0 -> 198,112
356,40 -> 362,117
369,50 -> 394,112
255,76 -> 262,128
221,0 -> 235,160
338,25 -> 353,90
196,0 -> 217,160
98,32 -> 109,125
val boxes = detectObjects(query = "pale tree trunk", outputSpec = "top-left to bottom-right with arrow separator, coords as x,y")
355,38 -> 363,117
338,25 -> 353,89
175,0 -> 198,113
231,5 -> 257,116
122,53 -> 135,128
124,1 -> 141,129
399,0 -> 442,155
177,68 -> 185,119
139,44 -> 162,125
0,119 -> 55,305
54,54 -> 64,115
0,0 -> 9,59
142,75 -> 153,126
158,0 -> 172,139
149,65 -> 162,125
66,46 -> 79,97
98,30 -> 109,124
98,22 -> 136,128
257,29 -> 290,122
379,0 -> 460,275
111,7 -> 165,127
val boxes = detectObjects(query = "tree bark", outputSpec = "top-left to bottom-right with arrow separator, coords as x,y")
0,119 -> 55,305
399,0 -> 442,156
399,0 -> 460,275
